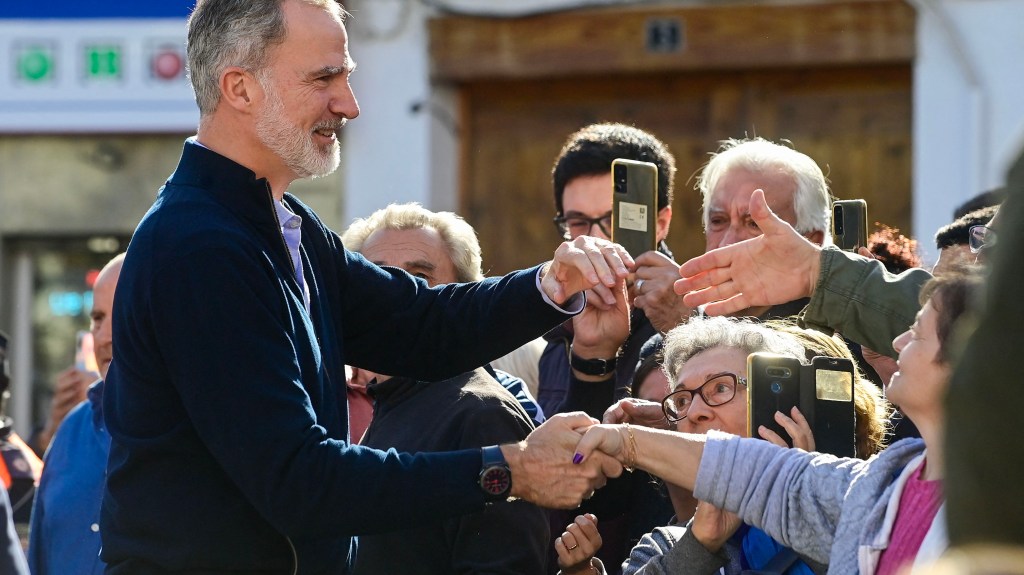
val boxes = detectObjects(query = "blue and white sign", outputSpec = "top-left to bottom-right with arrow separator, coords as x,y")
1,1 -> 198,133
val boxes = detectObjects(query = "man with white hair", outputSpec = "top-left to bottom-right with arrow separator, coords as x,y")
342,203 -> 549,575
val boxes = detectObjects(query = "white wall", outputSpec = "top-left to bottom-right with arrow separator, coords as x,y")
341,0 -> 436,231
343,0 -> 1024,256
912,0 -> 1024,262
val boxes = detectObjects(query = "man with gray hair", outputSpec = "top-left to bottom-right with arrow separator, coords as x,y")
342,203 -> 549,575
100,1 -> 629,573
693,136 -> 831,317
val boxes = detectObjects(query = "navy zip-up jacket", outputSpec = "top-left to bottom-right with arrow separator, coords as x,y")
101,140 -> 573,574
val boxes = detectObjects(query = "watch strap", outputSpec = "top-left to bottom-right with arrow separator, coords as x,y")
570,352 -> 618,376
479,445 -> 512,501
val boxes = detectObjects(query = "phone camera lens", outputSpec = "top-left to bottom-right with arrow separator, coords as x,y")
771,381 -> 782,394
833,205 -> 844,235
614,165 -> 627,185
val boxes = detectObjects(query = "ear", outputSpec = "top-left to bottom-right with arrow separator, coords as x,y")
804,229 -> 826,246
218,66 -> 260,114
655,205 -> 673,242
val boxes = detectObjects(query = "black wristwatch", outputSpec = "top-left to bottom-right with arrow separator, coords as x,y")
570,352 -> 618,377
479,445 -> 512,502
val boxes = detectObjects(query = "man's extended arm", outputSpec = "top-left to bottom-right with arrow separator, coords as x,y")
800,247 -> 931,357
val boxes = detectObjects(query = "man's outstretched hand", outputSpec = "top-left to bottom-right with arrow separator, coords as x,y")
674,189 -> 822,316
542,236 -> 632,307
503,413 -> 622,509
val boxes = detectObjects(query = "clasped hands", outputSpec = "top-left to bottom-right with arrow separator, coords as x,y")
510,399 -> 673,509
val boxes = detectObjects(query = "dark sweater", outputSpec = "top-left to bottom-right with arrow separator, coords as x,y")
101,140 -> 572,574
355,368 -> 548,575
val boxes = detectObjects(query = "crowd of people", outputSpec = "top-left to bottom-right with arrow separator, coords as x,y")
7,0 -> 1024,574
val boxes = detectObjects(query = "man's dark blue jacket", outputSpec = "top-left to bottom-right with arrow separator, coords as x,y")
101,140 -> 572,574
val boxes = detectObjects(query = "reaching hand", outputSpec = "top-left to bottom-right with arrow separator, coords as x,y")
690,500 -> 743,553
632,251 -> 692,333
570,281 -> 630,361
674,189 -> 822,316
603,398 -> 672,430
555,513 -> 603,574
757,406 -> 816,451
504,413 -> 622,509
542,236 -> 632,306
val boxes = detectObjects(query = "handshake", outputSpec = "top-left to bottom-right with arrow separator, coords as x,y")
502,399 -> 669,509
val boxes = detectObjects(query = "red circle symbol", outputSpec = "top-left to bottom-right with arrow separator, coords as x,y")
152,50 -> 182,80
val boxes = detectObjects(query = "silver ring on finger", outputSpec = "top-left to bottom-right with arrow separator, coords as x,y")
635,279 -> 645,292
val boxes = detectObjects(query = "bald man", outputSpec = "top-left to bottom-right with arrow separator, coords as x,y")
28,253 -> 123,575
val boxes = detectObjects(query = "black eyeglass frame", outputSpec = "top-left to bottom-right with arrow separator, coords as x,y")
552,213 -> 613,240
661,371 -> 748,423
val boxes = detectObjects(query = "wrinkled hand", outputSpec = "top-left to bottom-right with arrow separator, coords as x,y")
555,513 -> 603,573
571,281 -> 630,361
632,251 -> 692,333
603,398 -> 672,430
504,413 -> 622,509
757,406 -> 815,451
37,366 -> 97,451
542,236 -> 632,307
572,424 -> 627,471
690,500 -> 743,553
674,189 -> 822,316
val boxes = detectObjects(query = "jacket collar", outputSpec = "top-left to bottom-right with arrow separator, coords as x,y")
166,138 -> 279,231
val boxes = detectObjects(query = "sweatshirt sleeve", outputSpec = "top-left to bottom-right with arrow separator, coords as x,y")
693,431 -> 864,564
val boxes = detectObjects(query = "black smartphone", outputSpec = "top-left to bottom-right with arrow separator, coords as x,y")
809,355 -> 857,458
746,353 -> 803,446
747,353 -> 857,457
611,158 -> 658,258
832,199 -> 868,252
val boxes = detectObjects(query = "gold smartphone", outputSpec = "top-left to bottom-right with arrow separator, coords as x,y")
611,158 -> 658,258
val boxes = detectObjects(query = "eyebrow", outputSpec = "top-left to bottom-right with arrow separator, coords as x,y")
674,371 -> 736,391
403,260 -> 436,272
372,260 -> 436,273
564,210 -> 612,218
305,61 -> 357,81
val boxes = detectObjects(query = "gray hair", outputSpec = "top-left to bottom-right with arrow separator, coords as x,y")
186,0 -> 347,116
341,203 -> 484,283
697,137 -> 832,238
661,316 -> 805,384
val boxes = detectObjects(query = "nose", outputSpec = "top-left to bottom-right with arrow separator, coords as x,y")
586,221 -> 609,240
892,330 -> 911,355
684,393 -> 715,424
718,224 -> 748,248
331,81 -> 360,120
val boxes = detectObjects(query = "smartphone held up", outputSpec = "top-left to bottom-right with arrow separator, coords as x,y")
832,199 -> 868,252
747,352 -> 857,458
610,158 -> 658,258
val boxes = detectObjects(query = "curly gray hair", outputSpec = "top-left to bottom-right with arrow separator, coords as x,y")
661,316 -> 805,384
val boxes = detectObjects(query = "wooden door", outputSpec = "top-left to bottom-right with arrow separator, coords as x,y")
433,1 -> 914,273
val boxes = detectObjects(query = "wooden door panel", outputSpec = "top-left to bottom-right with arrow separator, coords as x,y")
462,65 -> 911,274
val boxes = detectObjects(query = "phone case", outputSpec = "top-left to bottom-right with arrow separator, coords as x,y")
746,353 -> 803,446
832,199 -> 868,252
809,356 -> 857,458
747,353 -> 857,457
611,159 -> 658,258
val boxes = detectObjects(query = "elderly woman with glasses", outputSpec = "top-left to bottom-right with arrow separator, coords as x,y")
574,270 -> 979,574
556,316 -> 888,575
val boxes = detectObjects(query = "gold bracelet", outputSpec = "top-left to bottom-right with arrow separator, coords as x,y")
622,422 -> 639,472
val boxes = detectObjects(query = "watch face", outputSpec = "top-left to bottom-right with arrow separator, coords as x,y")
480,467 -> 511,496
